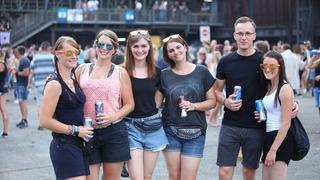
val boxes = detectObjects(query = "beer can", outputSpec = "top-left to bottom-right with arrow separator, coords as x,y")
84,117 -> 93,142
84,117 -> 93,128
95,100 -> 104,123
255,100 -> 266,121
179,96 -> 187,117
233,86 -> 242,100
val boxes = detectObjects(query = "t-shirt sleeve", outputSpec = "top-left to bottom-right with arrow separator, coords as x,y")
216,58 -> 225,80
22,59 -> 30,69
202,66 -> 215,92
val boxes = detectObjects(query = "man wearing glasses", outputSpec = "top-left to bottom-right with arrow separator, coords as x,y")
214,16 -> 298,180
214,16 -> 267,180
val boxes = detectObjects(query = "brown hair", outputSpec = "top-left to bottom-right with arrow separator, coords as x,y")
162,34 -> 189,68
124,29 -> 156,78
234,16 -> 256,30
94,29 -> 119,55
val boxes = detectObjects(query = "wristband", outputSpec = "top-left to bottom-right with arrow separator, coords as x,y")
71,125 -> 79,137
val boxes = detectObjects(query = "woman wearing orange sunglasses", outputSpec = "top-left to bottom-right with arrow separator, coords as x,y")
256,51 -> 294,180
39,36 -> 94,180
75,29 -> 134,180
160,34 -> 216,180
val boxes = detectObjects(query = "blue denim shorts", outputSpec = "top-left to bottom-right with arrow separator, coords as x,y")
163,127 -> 206,158
125,113 -> 168,151
313,87 -> 320,107
16,85 -> 29,101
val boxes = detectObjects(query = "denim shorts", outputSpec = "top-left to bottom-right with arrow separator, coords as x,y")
50,138 -> 89,180
216,125 -> 265,169
163,127 -> 206,158
16,85 -> 29,101
125,119 -> 168,151
313,87 -> 320,107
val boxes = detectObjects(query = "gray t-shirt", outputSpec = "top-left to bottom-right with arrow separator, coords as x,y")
160,64 -> 215,133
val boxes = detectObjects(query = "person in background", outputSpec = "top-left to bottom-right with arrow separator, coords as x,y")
13,46 -> 30,129
76,29 -> 134,180
39,36 -> 93,180
0,50 -> 9,137
257,51 -> 294,180
124,29 -> 168,180
161,34 -> 216,180
28,41 -> 55,130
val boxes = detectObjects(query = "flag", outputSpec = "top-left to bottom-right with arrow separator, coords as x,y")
0,32 -> 10,45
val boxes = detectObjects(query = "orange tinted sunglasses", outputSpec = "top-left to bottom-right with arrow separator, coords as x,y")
260,64 -> 280,71
56,49 -> 80,57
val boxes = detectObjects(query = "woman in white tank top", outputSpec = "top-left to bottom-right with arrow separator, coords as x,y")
257,51 -> 294,180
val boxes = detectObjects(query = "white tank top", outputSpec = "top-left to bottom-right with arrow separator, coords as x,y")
262,89 -> 282,132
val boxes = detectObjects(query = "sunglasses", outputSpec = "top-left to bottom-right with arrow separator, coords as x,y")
97,41 -> 114,50
56,49 -> 80,57
130,30 -> 149,36
162,34 -> 182,43
260,64 -> 280,71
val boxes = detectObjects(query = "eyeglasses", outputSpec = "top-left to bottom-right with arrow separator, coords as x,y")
130,30 -> 149,36
235,32 -> 255,38
56,49 -> 80,57
97,41 -> 114,50
162,34 -> 182,43
260,64 -> 280,71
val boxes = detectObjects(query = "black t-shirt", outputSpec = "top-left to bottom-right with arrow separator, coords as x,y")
128,67 -> 161,118
160,65 -> 215,132
16,57 -> 30,86
216,51 -> 267,129
315,64 -> 320,88
0,62 -> 8,93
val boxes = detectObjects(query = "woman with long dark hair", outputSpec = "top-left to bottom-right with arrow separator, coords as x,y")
40,36 -> 94,180
258,51 -> 294,180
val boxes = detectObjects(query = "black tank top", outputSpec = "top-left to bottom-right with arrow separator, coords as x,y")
0,62 -> 8,93
46,73 -> 86,138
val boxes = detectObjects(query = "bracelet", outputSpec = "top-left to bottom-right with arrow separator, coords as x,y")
71,125 -> 79,137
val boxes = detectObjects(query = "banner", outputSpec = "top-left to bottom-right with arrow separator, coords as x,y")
200,26 -> 210,42
67,9 -> 83,22
0,32 -> 10,45
57,8 -> 68,23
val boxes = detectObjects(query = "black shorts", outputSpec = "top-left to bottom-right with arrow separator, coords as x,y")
50,138 -> 89,180
89,120 -> 130,164
262,130 -> 294,165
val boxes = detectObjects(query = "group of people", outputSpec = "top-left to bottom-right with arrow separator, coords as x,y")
2,16 -> 320,180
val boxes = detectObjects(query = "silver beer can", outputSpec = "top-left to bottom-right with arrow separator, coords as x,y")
255,100 -> 266,121
95,100 -> 104,123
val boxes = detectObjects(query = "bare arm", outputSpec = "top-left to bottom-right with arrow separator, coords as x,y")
17,67 -> 30,77
39,80 -> 93,139
155,89 -> 164,109
214,78 -> 242,111
265,84 -> 294,166
28,71 -> 33,89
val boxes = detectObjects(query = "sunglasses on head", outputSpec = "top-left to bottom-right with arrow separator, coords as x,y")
162,34 -> 182,43
130,30 -> 149,36
260,64 -> 280,71
97,41 -> 114,50
56,49 -> 80,57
